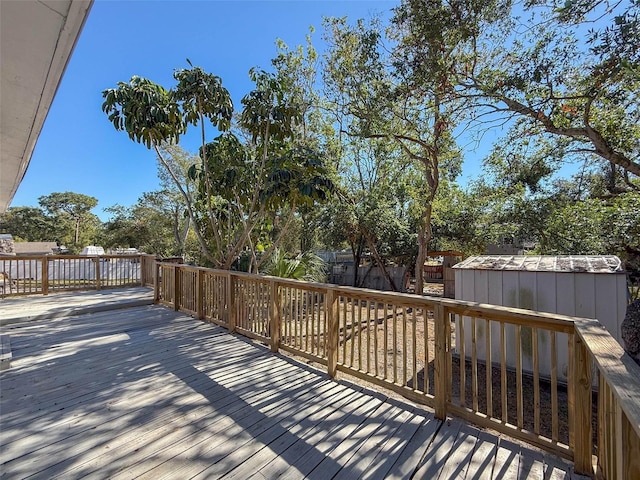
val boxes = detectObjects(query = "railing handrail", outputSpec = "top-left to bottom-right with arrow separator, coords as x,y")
4,253 -> 153,260
157,263 -> 583,331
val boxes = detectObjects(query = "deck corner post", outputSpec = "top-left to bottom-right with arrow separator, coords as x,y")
196,268 -> 205,320
227,273 -> 236,333
434,302 -> 449,420
326,288 -> 339,379
173,264 -> 180,312
41,257 -> 49,295
269,280 -> 281,353
571,329 -> 593,475
153,262 -> 160,304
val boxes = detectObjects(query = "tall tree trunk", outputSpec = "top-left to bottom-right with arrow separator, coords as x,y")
350,236 -> 364,287
74,217 -> 81,248
414,205 -> 432,295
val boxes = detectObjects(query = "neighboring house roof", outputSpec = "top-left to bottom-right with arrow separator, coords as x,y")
453,255 -> 624,274
13,242 -> 58,255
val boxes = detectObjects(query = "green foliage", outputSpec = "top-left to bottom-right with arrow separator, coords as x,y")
1,193 -> 100,251
102,76 -> 184,149
104,48 -> 335,271
541,190 -> 640,256
0,207 -> 56,242
261,248 -> 326,282
173,62 -> 233,132
38,192 -> 98,218
38,192 -> 99,250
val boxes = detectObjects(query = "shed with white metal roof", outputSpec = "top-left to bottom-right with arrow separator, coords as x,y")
453,255 -> 628,381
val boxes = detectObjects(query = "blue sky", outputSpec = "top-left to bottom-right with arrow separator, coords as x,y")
12,0 -> 397,220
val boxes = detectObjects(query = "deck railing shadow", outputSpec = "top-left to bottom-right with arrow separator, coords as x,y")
3,310 -> 445,479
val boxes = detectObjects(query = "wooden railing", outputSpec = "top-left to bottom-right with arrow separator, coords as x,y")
0,254 -> 156,296
155,262 -> 640,478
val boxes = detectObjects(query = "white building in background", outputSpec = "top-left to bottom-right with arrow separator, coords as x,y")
80,245 -> 105,256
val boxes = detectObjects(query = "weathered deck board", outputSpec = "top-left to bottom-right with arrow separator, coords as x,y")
0,287 -> 154,326
0,297 -> 587,479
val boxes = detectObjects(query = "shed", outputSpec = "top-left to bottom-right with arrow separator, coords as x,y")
425,250 -> 463,298
453,255 -> 627,381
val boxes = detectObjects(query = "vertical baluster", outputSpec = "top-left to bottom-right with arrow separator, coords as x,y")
516,324 -> 523,429
383,303 -> 388,380
306,289 -> 312,352
550,332 -> 558,442
393,304 -> 398,384
349,298 -> 356,367
598,372 -> 607,477
326,289 -> 339,378
342,296 -> 347,364
403,308 -> 408,386
357,299 -> 362,370
366,300 -> 371,374
501,322 -> 507,423
350,298 -> 355,368
486,318 -> 492,418
373,302 -> 379,377
412,306 -> 417,391
459,315 -> 466,408
472,316 -> 478,412
424,307 -> 429,394
533,327 -> 540,435
293,289 -> 302,348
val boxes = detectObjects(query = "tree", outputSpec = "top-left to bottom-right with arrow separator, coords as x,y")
38,192 -> 99,250
0,207 -> 56,242
154,144 -> 198,258
323,10 -> 475,293
315,136 -> 418,290
102,72 -> 227,263
103,63 -> 333,270
441,0 -> 640,182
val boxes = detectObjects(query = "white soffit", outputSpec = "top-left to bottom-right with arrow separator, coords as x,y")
0,0 -> 93,213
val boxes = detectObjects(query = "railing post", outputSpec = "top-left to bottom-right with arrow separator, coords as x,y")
227,273 -> 236,333
434,302 -> 449,420
139,255 -> 146,286
196,268 -> 205,320
94,257 -> 101,291
154,262 -> 160,304
41,257 -> 49,295
269,280 -> 281,353
571,331 -> 593,475
173,264 -> 180,312
326,288 -> 340,379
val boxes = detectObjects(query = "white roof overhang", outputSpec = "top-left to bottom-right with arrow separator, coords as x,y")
0,0 -> 93,213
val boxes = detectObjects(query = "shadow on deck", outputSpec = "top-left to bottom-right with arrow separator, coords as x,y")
0,293 -> 587,479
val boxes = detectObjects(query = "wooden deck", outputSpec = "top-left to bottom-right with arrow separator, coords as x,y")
0,293 -> 587,479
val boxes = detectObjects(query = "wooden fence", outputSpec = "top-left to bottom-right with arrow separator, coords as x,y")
0,254 -> 156,296
155,262 -> 640,478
